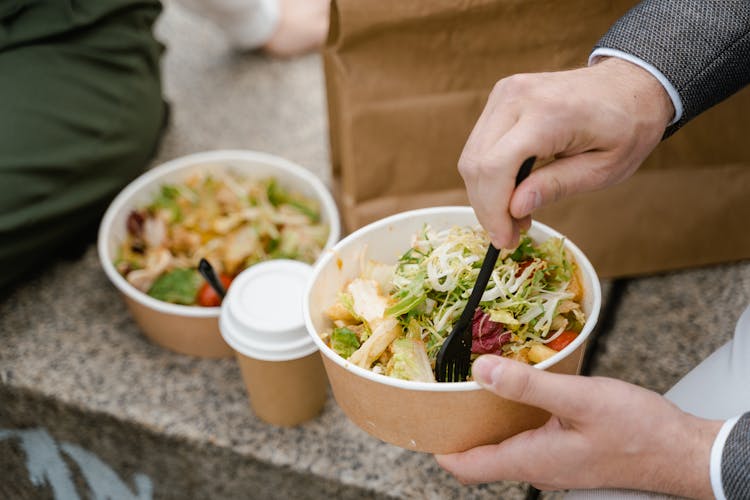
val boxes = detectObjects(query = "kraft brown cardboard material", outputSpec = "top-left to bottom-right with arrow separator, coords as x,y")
235,352 -> 328,427
324,0 -> 750,277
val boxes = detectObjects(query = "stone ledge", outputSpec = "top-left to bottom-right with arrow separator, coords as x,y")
0,249 -> 528,500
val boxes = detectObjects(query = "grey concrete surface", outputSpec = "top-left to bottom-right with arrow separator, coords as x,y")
0,245 -> 527,499
153,1 -> 331,185
1,1 -> 750,499
592,264 -> 750,394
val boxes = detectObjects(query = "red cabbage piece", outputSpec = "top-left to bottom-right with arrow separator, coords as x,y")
126,210 -> 145,237
471,309 -> 511,355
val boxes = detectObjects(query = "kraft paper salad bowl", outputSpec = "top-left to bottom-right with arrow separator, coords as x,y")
98,150 -> 340,358
304,207 -> 601,453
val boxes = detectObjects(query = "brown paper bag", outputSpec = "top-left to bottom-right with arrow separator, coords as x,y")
324,0 -> 750,277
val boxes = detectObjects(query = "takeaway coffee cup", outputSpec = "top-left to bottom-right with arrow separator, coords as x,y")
220,260 -> 328,426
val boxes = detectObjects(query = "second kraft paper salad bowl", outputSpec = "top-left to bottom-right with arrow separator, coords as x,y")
304,207 -> 601,454
98,150 -> 340,358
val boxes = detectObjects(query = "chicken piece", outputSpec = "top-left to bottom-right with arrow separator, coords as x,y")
567,269 -> 584,302
325,302 -> 355,322
273,205 -> 312,226
126,247 -> 173,292
347,279 -> 390,323
550,315 -> 569,331
506,347 -> 530,364
348,316 -> 401,369
557,299 -> 579,314
528,343 -> 558,364
212,213 -> 244,234
142,217 -> 167,248
239,207 -> 261,222
223,226 -> 259,274
215,184 -> 239,207
360,260 -> 396,295
169,225 -> 201,254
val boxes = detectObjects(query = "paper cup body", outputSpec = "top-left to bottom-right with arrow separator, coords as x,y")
221,260 -> 328,426
235,353 -> 327,426
305,207 -> 601,453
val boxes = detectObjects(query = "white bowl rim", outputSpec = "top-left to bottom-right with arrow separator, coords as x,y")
98,149 -> 341,318
304,206 -> 602,392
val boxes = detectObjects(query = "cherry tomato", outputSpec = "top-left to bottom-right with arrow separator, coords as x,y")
196,274 -> 233,307
546,330 -> 578,351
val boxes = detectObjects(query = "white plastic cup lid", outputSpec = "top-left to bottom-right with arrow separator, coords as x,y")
220,260 -> 318,361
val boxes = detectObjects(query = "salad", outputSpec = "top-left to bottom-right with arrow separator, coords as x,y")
322,225 -> 585,382
115,167 -> 329,306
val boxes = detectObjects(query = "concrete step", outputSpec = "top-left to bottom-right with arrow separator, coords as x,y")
3,246 -> 748,499
0,248 -> 529,499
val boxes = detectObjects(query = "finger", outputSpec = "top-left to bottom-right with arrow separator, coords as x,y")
436,418 -> 565,485
435,441 -> 514,485
508,151 -> 621,219
458,108 -> 518,186
471,355 -> 597,419
517,215 -> 532,233
460,81 -> 522,163
465,124 -> 541,249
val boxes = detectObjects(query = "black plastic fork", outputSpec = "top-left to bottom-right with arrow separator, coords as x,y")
198,258 -> 227,301
435,156 -> 536,382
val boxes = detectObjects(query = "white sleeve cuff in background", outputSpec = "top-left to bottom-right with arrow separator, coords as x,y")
709,415 -> 741,500
174,0 -> 280,50
589,47 -> 682,126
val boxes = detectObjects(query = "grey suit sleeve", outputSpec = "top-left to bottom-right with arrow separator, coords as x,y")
594,0 -> 750,136
722,412 -> 750,500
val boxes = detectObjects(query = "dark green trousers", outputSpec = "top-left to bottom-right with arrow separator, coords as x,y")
0,0 -> 167,291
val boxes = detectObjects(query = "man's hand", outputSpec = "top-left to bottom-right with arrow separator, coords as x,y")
436,355 -> 722,499
458,57 -> 674,249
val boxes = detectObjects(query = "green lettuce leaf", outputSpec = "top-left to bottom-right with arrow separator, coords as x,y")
148,184 -> 182,222
147,268 -> 203,305
385,338 -> 435,382
330,327 -> 361,359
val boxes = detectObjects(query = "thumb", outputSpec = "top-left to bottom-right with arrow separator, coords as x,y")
472,355 -> 593,419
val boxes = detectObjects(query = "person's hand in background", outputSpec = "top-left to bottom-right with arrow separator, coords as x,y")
262,0 -> 330,57
435,355 -> 722,499
174,0 -> 330,58
458,57 -> 673,249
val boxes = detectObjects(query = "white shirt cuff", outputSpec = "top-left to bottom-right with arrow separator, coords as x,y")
709,415 -> 741,500
588,47 -> 683,126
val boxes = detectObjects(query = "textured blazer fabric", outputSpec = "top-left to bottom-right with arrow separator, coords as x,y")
595,0 -> 750,136
722,412 -> 750,500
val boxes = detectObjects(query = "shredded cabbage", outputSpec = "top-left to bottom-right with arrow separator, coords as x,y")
324,224 -> 586,380
388,226 -> 579,358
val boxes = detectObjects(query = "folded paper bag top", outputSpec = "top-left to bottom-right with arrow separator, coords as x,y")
220,260 -> 328,426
